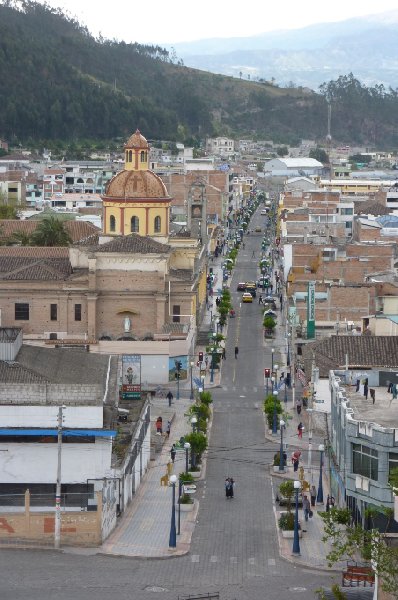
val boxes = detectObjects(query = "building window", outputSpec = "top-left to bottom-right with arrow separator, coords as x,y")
109,215 -> 116,232
352,443 -> 378,480
172,305 -> 180,323
15,303 -> 29,321
131,216 -> 139,233
154,216 -> 161,233
75,304 -> 82,322
50,304 -> 57,321
389,452 -> 398,476
140,151 -> 147,163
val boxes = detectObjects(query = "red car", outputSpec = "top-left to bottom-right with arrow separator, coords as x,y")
237,282 -> 246,291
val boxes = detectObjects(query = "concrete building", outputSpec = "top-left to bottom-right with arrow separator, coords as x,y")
329,366 -> 398,529
264,157 -> 324,176
0,328 -> 151,544
205,136 -> 235,158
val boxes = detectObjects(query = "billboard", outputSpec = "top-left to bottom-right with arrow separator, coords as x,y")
168,355 -> 188,382
121,355 -> 141,399
307,281 -> 315,339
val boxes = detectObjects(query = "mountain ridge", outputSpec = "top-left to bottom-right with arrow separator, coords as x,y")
169,11 -> 398,89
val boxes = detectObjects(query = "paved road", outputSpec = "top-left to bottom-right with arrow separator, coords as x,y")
0,210 -> 338,599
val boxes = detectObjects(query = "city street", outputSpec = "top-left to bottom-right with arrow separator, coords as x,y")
0,208 -> 338,599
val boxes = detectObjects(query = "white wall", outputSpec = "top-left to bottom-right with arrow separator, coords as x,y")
0,438 -> 112,483
0,405 -> 103,428
283,244 -> 293,281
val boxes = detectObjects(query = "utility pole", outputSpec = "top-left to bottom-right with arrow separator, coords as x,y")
55,405 -> 64,549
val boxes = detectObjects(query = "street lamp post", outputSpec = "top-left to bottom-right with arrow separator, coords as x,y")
168,474 -> 177,548
184,442 -> 191,474
271,348 -> 275,373
272,390 -> 278,434
190,415 -> 198,433
210,346 -> 215,383
189,361 -> 194,401
279,419 -> 285,472
54,404 -> 64,549
190,415 -> 198,468
292,480 -> 301,555
317,444 -> 325,504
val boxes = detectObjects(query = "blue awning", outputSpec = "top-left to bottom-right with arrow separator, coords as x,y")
0,429 -> 116,437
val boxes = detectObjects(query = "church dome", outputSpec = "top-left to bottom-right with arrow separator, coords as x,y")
125,129 -> 149,149
105,170 -> 168,199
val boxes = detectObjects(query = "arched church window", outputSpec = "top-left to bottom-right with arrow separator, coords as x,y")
131,216 -> 139,233
140,151 -> 147,163
110,215 -> 116,232
154,216 -> 161,233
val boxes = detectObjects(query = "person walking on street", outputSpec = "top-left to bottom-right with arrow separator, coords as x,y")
258,294 -> 263,305
234,346 -> 239,359
229,478 -> 235,498
225,477 -> 231,499
170,444 -> 176,464
296,398 -> 302,415
303,495 -> 311,521
310,484 -> 317,507
252,250 -> 255,258
297,422 -> 304,439
166,391 -> 173,407
166,420 -> 171,438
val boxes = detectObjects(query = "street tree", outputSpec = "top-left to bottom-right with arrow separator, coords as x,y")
320,506 -> 398,597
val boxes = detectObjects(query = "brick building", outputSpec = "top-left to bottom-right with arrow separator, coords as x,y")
0,130 -> 207,348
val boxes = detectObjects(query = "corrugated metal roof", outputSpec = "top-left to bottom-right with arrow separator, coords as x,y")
0,429 -> 116,437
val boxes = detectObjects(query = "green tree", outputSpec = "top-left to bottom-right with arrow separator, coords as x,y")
31,216 -> 72,246
276,146 -> 288,157
184,431 -> 208,458
309,147 -> 329,164
263,394 -> 282,429
7,231 -> 32,246
320,507 -> 398,597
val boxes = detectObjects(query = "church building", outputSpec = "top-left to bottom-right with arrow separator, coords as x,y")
0,130 -> 207,357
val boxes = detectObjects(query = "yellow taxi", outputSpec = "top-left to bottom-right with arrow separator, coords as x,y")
242,292 -> 253,303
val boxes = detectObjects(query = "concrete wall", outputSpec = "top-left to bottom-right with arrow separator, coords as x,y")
0,384 -> 101,405
0,438 -> 112,484
0,405 -> 103,428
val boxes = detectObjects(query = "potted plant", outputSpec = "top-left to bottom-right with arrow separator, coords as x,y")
178,472 -> 195,511
263,316 -> 276,338
273,452 -> 285,472
277,480 -> 302,538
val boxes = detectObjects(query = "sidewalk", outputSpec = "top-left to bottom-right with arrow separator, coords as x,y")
263,261 -> 338,572
101,250 -> 232,557
101,392 -> 201,557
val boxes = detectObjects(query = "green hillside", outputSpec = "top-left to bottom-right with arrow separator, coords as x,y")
1,1 -> 398,147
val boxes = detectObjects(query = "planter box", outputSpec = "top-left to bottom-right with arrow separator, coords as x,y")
179,501 -> 194,512
189,470 -> 201,479
273,466 -> 286,473
281,529 -> 303,539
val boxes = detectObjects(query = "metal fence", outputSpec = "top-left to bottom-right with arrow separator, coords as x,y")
0,492 -> 97,511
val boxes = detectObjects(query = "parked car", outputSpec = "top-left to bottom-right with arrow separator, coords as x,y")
242,292 -> 253,303
237,282 -> 246,291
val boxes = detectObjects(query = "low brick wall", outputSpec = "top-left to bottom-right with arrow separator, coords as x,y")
0,491 -> 102,547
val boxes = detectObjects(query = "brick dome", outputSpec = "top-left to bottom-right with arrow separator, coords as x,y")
105,170 -> 168,199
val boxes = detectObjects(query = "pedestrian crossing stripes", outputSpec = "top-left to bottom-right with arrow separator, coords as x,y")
188,555 -> 276,566
219,386 -> 264,393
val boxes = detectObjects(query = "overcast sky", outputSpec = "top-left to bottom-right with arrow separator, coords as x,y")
37,0 -> 398,44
